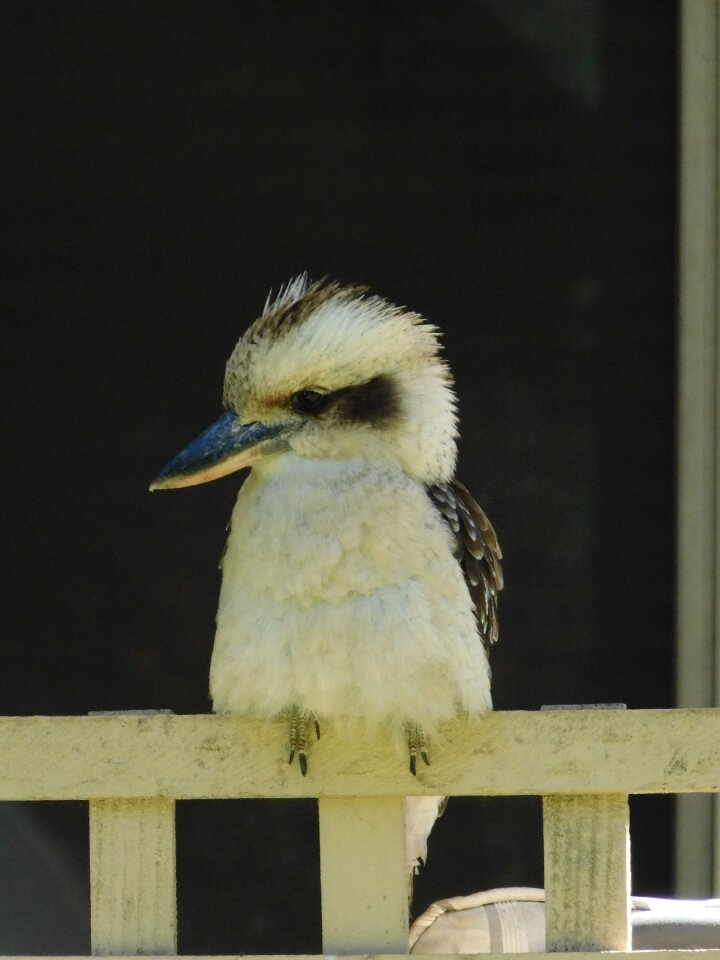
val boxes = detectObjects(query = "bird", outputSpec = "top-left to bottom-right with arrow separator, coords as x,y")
150,276 -> 502,877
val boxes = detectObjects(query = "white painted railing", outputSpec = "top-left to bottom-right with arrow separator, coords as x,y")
1,709 -> 720,959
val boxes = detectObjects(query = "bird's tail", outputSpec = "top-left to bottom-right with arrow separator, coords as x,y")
405,794 -> 447,902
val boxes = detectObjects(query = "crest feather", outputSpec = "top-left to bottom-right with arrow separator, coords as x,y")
263,273 -> 309,312
255,276 -> 369,341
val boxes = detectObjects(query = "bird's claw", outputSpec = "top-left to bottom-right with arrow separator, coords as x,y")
407,722 -> 430,777
288,707 -> 320,776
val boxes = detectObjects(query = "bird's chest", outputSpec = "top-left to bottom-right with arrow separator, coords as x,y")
210,457 -> 487,722
219,457 -> 441,605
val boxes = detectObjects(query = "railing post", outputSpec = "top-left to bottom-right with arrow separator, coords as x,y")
88,710 -> 177,955
89,797 -> 177,955
543,793 -> 630,951
318,796 -> 408,953
541,704 -> 631,951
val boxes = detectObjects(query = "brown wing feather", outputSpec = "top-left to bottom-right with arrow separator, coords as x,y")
427,479 -> 503,653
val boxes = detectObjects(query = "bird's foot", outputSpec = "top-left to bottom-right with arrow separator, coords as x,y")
406,721 -> 430,776
287,707 -> 321,776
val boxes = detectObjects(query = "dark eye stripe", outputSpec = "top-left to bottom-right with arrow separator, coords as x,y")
335,374 -> 398,425
291,375 -> 399,426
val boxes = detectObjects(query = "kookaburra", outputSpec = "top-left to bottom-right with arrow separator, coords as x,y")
151,276 -> 502,785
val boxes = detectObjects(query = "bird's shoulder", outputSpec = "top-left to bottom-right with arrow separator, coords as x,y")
426,478 -> 503,651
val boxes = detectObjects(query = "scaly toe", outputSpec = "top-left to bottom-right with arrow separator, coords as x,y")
407,721 -> 430,776
288,707 -> 314,776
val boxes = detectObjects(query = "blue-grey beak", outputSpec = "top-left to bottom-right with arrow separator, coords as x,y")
150,412 -> 293,490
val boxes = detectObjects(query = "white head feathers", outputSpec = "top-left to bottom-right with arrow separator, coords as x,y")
223,276 -> 459,483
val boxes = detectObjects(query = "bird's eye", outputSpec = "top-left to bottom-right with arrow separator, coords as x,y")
292,389 -> 329,414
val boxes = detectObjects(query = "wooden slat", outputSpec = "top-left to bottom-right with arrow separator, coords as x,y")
89,799 -> 177,955
318,797 -> 408,953
1,710 -> 719,800
543,794 -> 630,951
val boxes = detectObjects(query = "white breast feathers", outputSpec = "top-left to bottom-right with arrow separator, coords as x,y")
210,454 -> 492,741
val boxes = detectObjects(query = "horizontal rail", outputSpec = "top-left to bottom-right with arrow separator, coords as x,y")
0,709 -> 718,800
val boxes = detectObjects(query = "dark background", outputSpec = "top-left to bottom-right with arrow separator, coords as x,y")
1,1 -> 677,954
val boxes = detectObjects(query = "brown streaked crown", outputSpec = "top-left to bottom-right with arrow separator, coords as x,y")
250,277 -> 369,342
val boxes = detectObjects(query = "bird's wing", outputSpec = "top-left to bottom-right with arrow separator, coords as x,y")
406,794 -> 447,892
427,478 -> 503,652
408,483 -> 501,900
